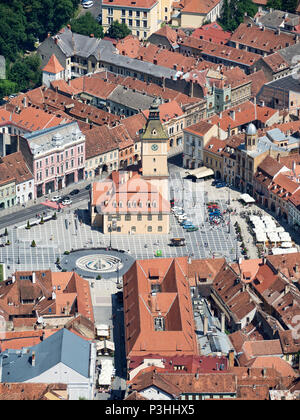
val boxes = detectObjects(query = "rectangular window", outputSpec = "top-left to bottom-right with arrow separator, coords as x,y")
147,215 -> 152,221
129,19 -> 133,27
143,20 -> 147,28
129,10 -> 132,16
136,20 -> 140,27
137,214 -> 142,221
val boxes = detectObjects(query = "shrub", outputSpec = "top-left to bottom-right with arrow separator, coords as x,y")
25,220 -> 31,230
31,240 -> 36,248
4,228 -> 8,236
64,251 -> 70,255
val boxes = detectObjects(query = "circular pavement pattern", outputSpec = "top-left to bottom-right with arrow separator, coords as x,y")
76,254 -> 124,273
60,248 -> 135,279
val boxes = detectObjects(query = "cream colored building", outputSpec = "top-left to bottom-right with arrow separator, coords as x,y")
90,98 -> 170,234
102,0 -> 163,40
172,0 -> 223,28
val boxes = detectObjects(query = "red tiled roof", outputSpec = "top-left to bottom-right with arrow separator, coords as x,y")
230,23 -> 297,53
142,100 -> 183,123
181,0 -> 221,14
192,23 -> 231,44
0,152 -> 33,185
262,53 -> 290,73
43,54 -> 64,74
123,256 -> 198,358
92,171 -> 170,214
179,36 -> 261,67
208,101 -> 278,131
102,0 -> 158,7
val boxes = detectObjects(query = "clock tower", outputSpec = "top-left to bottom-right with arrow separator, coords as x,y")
141,98 -> 169,179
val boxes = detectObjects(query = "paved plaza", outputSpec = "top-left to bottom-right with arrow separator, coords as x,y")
0,160 -> 298,280
0,193 -> 239,279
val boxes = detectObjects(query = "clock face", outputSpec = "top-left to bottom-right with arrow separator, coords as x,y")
151,144 -> 158,151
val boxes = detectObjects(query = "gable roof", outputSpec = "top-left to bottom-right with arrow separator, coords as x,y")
43,54 -> 64,74
0,329 -> 91,382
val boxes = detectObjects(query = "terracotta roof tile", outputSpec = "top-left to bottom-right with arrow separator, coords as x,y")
230,23 -> 297,54
43,54 -> 64,74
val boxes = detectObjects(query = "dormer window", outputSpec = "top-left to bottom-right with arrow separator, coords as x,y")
154,316 -> 165,331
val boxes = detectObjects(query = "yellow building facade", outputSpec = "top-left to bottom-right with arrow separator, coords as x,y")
102,0 -> 167,39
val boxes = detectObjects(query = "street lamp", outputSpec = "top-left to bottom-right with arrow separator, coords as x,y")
109,224 -> 112,250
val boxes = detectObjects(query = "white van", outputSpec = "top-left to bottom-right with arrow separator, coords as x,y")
83,0 -> 94,8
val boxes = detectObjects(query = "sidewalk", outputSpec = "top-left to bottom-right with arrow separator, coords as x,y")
0,173 -> 106,219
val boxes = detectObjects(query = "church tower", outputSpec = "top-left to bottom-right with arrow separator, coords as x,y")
141,98 -> 169,179
245,123 -> 257,152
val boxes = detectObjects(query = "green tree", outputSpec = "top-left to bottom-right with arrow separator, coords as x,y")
284,0 -> 298,12
8,54 -> 42,92
0,80 -> 17,99
70,12 -> 104,38
107,20 -> 131,39
267,0 -> 282,10
219,0 -> 258,31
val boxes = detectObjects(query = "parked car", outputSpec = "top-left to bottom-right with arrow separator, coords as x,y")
183,224 -> 196,229
70,189 -> 80,195
215,182 -> 226,188
62,198 -> 72,206
180,220 -> 193,226
85,184 -> 91,190
51,196 -> 61,202
186,227 -> 199,232
83,0 -> 94,7
170,238 -> 186,247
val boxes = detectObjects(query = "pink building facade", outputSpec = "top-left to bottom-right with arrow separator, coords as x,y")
22,122 -> 86,198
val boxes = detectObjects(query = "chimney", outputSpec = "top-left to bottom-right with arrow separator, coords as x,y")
32,272 -> 36,284
277,154 -> 281,162
228,349 -> 234,368
54,37 -> 58,45
230,110 -> 235,121
203,316 -> 208,335
221,312 -> 225,334
31,352 -> 36,367
227,124 -> 231,138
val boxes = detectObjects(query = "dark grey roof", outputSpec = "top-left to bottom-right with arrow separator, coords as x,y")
265,74 -> 300,93
257,10 -> 300,30
278,43 -> 300,65
100,51 -> 178,79
107,85 -> 155,110
0,329 -> 91,382
54,27 -> 116,59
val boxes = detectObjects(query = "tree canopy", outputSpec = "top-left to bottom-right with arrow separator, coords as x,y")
0,0 -> 80,99
219,0 -> 258,32
70,12 -> 104,38
8,54 -> 42,93
107,20 -> 131,39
